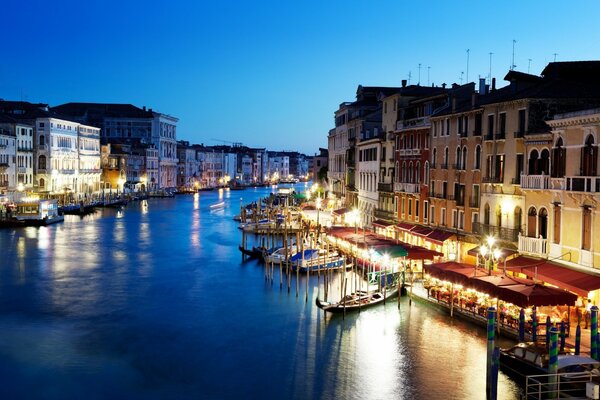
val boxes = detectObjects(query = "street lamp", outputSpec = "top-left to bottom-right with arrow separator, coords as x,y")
316,196 -> 322,228
351,208 -> 360,234
479,235 -> 502,275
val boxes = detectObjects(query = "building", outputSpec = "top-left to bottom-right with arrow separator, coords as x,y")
0,118 -> 16,193
311,148 -> 328,184
52,103 -> 179,188
177,141 -> 201,189
0,115 -> 34,192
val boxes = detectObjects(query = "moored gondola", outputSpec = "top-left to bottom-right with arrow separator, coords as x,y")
315,287 -> 399,313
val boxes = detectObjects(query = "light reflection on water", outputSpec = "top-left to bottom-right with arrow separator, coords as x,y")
0,188 -> 520,400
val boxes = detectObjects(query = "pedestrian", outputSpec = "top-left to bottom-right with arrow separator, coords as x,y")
576,297 -> 584,327
585,299 -> 593,329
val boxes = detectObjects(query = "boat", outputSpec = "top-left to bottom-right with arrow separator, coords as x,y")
238,245 -> 265,260
1,199 -> 64,227
209,201 -> 225,209
289,249 -> 346,273
500,342 -> 600,383
315,286 -> 399,313
263,245 -> 298,264
59,202 -> 97,216
103,198 -> 128,208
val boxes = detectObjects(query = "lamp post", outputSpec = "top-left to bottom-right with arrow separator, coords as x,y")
479,236 -> 502,275
316,196 -> 322,228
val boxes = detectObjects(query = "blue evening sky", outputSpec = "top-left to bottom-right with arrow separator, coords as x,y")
2,1 -> 599,154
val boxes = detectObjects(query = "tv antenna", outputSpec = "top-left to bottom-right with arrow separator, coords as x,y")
466,49 -> 470,83
427,66 -> 431,86
528,59 -> 532,74
408,71 -> 412,85
489,52 -> 493,84
553,53 -> 558,62
460,71 -> 464,84
418,63 -> 422,85
511,40 -> 517,70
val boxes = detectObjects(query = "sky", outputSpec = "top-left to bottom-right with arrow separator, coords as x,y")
2,1 -> 600,154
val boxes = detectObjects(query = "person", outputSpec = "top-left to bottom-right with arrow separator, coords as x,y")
585,299 -> 593,329
576,297 -> 584,327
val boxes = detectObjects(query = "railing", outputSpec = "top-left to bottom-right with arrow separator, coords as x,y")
484,133 -> 494,141
511,177 -> 521,185
565,176 -> 600,193
446,195 -> 455,201
550,177 -> 565,190
525,371 -> 597,400
17,146 -> 33,152
396,116 -> 430,131
397,148 -> 421,157
469,198 -> 479,208
455,197 -> 465,206
393,182 -> 421,193
378,182 -> 393,193
459,131 -> 468,138
0,162 -> 9,168
518,234 -> 548,256
495,131 -> 506,140
472,130 -> 482,137
473,222 -> 520,242
520,174 -> 550,190
482,176 -> 503,183
17,167 -> 27,173
374,209 -> 395,220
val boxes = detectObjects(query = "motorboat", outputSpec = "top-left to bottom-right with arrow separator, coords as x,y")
209,201 -> 225,210
289,249 -> 345,273
263,245 -> 298,264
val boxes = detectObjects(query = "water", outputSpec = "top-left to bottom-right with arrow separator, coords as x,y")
0,186 -> 520,399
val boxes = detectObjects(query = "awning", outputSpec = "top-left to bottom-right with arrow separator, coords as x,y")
332,207 -> 349,216
396,222 -> 416,232
506,256 -> 600,297
426,230 -> 455,245
467,246 -> 518,258
372,244 -> 408,258
412,226 -> 433,238
499,284 -> 577,308
372,219 -> 394,228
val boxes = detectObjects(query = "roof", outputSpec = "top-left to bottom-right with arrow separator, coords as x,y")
52,103 -> 154,119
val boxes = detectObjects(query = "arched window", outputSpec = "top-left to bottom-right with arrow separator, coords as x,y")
540,149 -> 550,175
553,204 -> 561,244
528,149 -> 539,174
552,137 -> 566,178
582,135 -> 597,176
514,206 -> 522,233
395,161 -> 399,183
38,155 -> 46,170
39,135 -> 45,146
424,161 -> 430,186
408,162 -> 413,183
415,161 -> 420,184
475,145 -> 481,169
455,146 -> 461,170
39,178 -> 45,189
444,147 -> 449,167
527,207 -> 537,237
432,148 -> 437,168
484,203 -> 490,225
462,146 -> 468,171
402,161 -> 407,182
538,208 -> 548,239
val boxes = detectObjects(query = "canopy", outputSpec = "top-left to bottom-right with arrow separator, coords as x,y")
332,208 -> 350,216
372,219 -> 394,228
396,222 -> 416,232
506,256 -> 600,297
426,230 -> 455,245
498,284 -> 577,308
470,275 -> 535,298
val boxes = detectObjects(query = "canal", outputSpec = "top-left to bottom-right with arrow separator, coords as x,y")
0,185 -> 520,399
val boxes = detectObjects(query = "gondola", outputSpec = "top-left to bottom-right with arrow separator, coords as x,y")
315,287 -> 399,314
238,245 -> 265,260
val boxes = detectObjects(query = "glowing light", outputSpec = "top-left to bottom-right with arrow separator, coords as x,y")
493,248 -> 502,260
479,245 -> 488,257
486,236 -> 495,247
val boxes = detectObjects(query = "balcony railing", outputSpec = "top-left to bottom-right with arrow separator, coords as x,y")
518,234 -> 548,256
469,198 -> 480,208
397,148 -> 422,157
482,176 -> 503,183
484,133 -> 494,141
396,116 -> 430,131
564,176 -> 600,193
374,208 -> 395,221
378,182 -> 393,193
17,167 -> 27,173
495,131 -> 506,140
394,182 -> 421,193
473,222 -> 520,243
520,174 -> 550,190
17,147 -> 33,152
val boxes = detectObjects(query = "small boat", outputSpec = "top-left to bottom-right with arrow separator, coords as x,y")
500,342 -> 600,384
209,201 -> 225,209
263,245 -> 298,264
3,199 -> 64,227
238,245 -> 265,260
289,249 -> 346,273
316,287 -> 399,313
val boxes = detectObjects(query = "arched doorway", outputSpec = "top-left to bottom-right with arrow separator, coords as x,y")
514,206 -> 522,233
540,149 -> 550,175
484,203 -> 490,225
39,178 -> 45,190
538,208 -> 548,239
527,207 -> 537,237
582,135 -> 597,176
528,150 -> 539,174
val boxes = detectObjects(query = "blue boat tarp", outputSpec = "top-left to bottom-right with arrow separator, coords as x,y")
289,249 -> 319,261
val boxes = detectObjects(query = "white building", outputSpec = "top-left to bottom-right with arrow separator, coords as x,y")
0,115 -> 33,192
153,113 -> 178,188
267,155 -> 289,181
77,125 -> 101,195
0,123 -> 16,193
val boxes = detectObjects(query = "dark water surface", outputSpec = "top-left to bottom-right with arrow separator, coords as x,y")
0,186 -> 519,399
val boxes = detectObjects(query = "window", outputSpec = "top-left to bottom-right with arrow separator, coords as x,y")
518,109 -> 526,134
553,204 -> 561,244
452,210 -> 458,228
430,205 -> 435,224
39,135 -> 45,146
441,208 -> 447,226
487,115 -> 494,138
432,148 -> 437,168
495,154 -> 505,181
442,181 -> 447,198
499,113 -> 506,138
415,200 -> 420,218
552,138 -> 566,178
408,199 -> 412,216
458,211 -> 465,230
474,114 -> 482,136
424,200 -> 429,222
38,155 -> 46,170
475,145 -> 481,169
582,207 -> 592,250
582,135 -> 597,176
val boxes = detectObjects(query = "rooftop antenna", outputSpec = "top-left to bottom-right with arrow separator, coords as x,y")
466,49 -> 470,83
460,71 -> 464,84
427,66 -> 431,86
418,63 -> 422,85
489,52 -> 493,84
553,53 -> 558,62
527,58 -> 532,74
511,39 -> 517,70
408,71 -> 412,85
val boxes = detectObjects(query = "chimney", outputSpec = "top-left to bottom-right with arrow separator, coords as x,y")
492,78 -> 496,91
401,79 -> 407,88
143,106 -> 146,111
442,83 -> 447,88
479,78 -> 487,95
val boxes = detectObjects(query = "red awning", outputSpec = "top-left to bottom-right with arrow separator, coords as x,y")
372,219 -> 394,228
396,222 -> 416,232
412,226 -> 434,238
425,230 -> 455,245
499,284 -> 577,308
505,256 -> 600,297
332,207 -> 349,216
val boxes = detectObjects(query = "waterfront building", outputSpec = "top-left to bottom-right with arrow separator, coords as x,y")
310,148 -> 328,184
355,109 -> 383,227
52,103 -> 179,188
478,62 -> 600,253
328,106 -> 351,206
76,124 -> 102,195
266,153 -> 289,182
177,141 -> 201,189
0,118 -> 16,193
0,115 -> 34,192
145,146 -> 159,192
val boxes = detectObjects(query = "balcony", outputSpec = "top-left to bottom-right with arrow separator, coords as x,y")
520,174 -> 550,190
518,234 -> 548,256
17,167 -> 27,174
473,222 -> 520,243
397,148 -> 422,157
374,208 -> 395,221
0,162 -> 8,170
17,146 -> 33,152
469,198 -> 480,208
482,176 -> 503,184
394,182 -> 421,193
378,182 -> 393,193
495,131 -> 506,140
564,176 -> 600,193
396,116 -> 430,131
484,133 -> 494,141
459,131 -> 468,138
